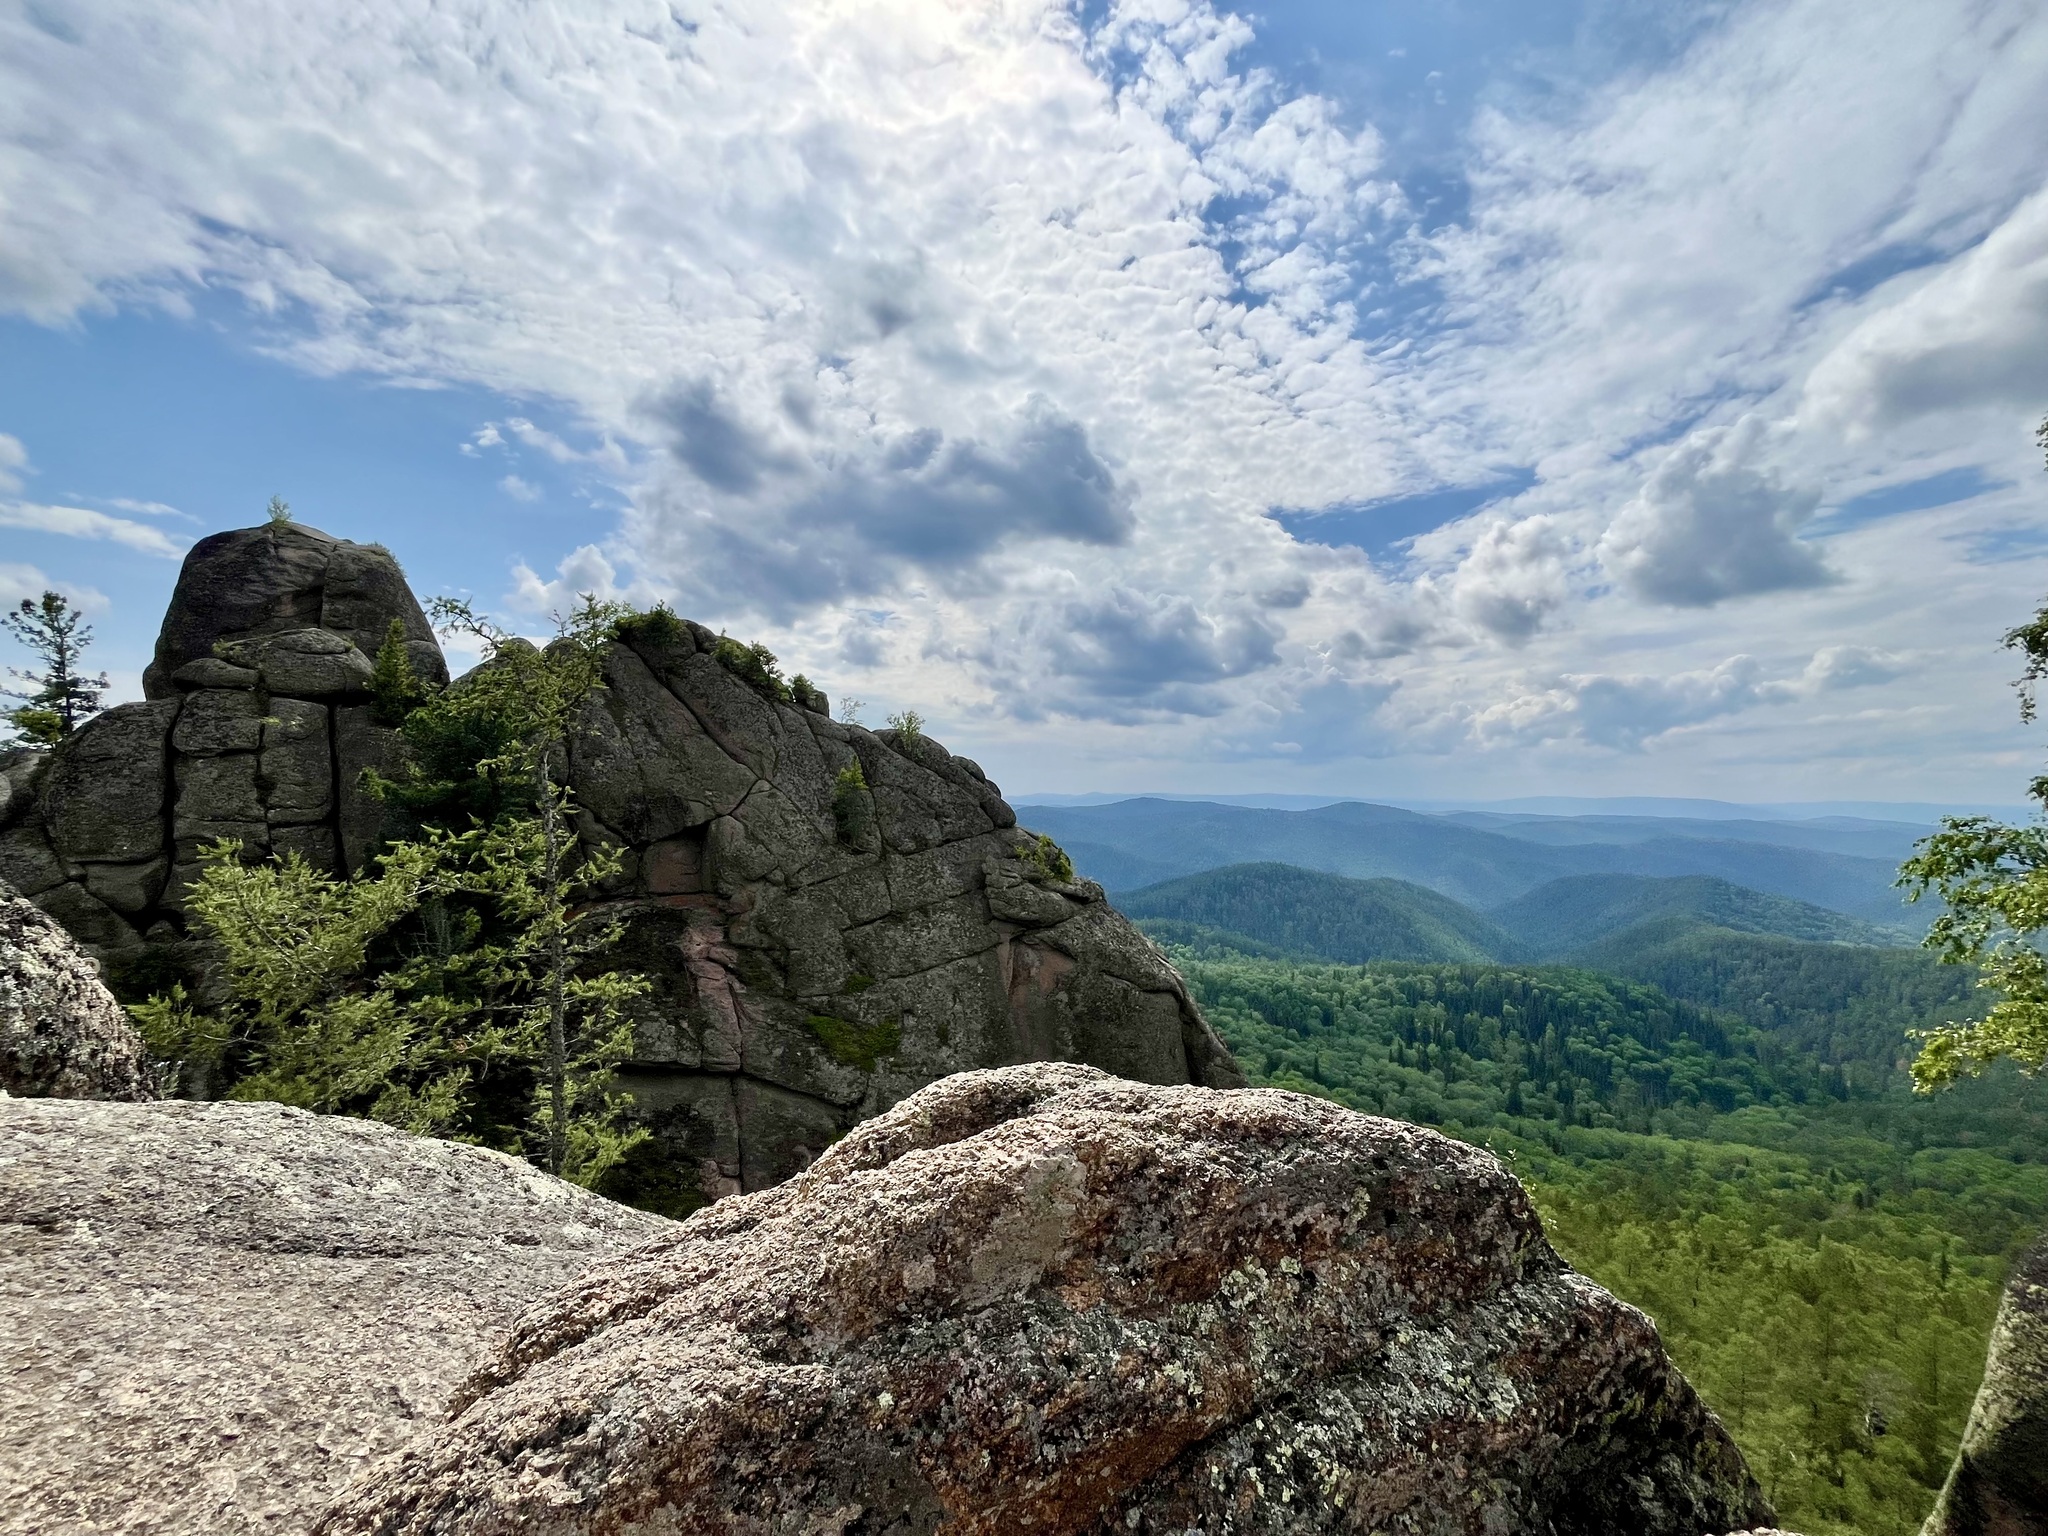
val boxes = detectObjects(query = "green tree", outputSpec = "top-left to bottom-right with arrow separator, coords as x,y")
135,593 -> 654,1187
1899,419 -> 2048,1089
3,590 -> 107,744
406,593 -> 642,1177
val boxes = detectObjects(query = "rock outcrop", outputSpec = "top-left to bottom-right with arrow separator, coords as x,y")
5,524 -> 1242,1208
0,875 -> 156,1100
1921,1231 -> 2048,1536
0,1096 -> 673,1536
318,1064 -> 1773,1536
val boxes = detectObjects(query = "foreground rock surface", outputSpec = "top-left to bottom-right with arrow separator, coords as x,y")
6,523 -> 1244,1206
0,875 -> 156,1100
1922,1231 -> 2048,1536
0,1097 -> 672,1536
320,1064 -> 1772,1536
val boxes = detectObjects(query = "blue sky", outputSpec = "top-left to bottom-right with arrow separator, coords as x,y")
3,0 -> 2046,803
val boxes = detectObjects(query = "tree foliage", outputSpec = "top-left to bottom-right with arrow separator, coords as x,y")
1894,421 -> 2048,1089
138,594 -> 654,1187
2,590 -> 107,744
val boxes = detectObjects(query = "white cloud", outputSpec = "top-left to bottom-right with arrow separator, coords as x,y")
0,501 -> 186,557
1797,644 -> 1907,693
509,543 -> 659,618
0,563 -> 110,613
0,434 -> 26,495
104,497 -> 194,521
0,0 -> 2041,792
1803,186 -> 2048,433
1599,419 -> 1830,608
1473,644 -> 1903,751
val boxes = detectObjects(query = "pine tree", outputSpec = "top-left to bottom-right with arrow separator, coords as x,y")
133,593 -> 654,1188
3,590 -> 107,746
400,593 -> 645,1179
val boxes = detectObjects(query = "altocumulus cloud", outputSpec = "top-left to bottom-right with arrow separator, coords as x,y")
1,0 -> 2045,789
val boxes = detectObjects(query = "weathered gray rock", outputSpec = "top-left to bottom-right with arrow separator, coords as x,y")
0,1097 -> 673,1536
574,621 -> 1243,1212
0,750 -> 40,828
261,697 -> 334,822
217,627 -> 376,698
335,703 -> 411,876
39,699 -> 177,864
142,523 -> 447,698
0,879 -> 156,1100
17,528 -> 1242,1204
0,821 -> 64,897
317,1065 -> 1773,1536
1922,1231 -> 2048,1536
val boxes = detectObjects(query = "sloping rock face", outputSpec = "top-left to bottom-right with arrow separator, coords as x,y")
10,525 -> 1242,1207
1922,1231 -> 2048,1536
0,876 -> 156,1100
0,1096 -> 672,1536
318,1064 -> 1773,1536
567,618 -> 1243,1208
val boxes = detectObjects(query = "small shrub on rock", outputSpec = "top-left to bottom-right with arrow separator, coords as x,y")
789,672 -> 828,715
1021,832 -> 1074,884
611,603 -> 686,647
831,762 -> 875,847
712,634 -> 793,702
885,708 -> 924,744
368,619 -> 433,726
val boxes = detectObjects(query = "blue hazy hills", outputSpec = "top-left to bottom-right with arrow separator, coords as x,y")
1013,797 -> 1930,930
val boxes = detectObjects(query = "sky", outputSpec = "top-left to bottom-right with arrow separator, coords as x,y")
2,0 -> 2046,805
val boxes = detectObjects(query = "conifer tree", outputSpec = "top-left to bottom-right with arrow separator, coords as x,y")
135,593 -> 653,1187
2,590 -> 107,745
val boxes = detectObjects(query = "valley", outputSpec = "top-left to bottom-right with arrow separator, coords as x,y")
1054,795 -> 2044,1536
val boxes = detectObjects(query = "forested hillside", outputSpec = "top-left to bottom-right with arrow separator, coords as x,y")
1119,862 -> 1514,963
1493,872 -> 1903,954
1158,937 -> 2048,1536
1571,917 -> 1979,1073
1124,861 -> 1911,969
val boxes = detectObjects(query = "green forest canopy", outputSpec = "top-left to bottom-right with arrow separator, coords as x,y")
1157,937 -> 2048,1536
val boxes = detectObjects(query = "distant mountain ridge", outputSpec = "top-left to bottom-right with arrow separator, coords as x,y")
1020,796 -> 1921,928
1122,861 -> 1905,968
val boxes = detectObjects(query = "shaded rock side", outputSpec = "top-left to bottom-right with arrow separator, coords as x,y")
1922,1231 -> 2048,1536
0,1097 -> 673,1536
0,877 -> 156,1101
317,1064 -> 1772,1536
141,521 -> 448,698
10,527 -> 1243,1205
567,620 -> 1243,1210
2,523 -> 451,994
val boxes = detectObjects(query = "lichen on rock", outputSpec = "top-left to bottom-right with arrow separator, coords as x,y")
0,1096 -> 672,1536
0,876 -> 157,1101
316,1064 -> 1774,1536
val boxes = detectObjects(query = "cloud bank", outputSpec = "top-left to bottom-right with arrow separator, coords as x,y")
2,0 -> 2045,793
